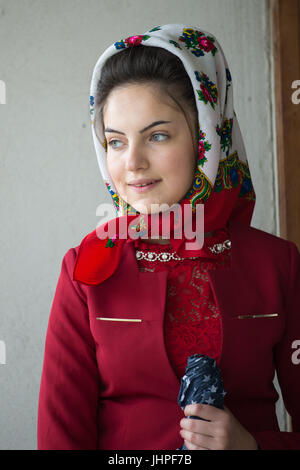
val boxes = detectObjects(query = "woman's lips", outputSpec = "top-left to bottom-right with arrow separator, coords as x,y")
129,180 -> 161,193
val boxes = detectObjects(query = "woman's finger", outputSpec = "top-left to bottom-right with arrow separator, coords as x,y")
184,403 -> 224,421
180,416 -> 215,437
180,429 -> 215,450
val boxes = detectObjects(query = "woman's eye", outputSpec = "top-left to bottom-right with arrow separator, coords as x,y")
152,133 -> 168,142
108,139 -> 122,148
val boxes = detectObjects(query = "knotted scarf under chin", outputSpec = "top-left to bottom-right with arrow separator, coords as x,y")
124,203 -> 206,257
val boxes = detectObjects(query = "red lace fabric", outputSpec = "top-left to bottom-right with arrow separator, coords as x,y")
133,228 -> 231,379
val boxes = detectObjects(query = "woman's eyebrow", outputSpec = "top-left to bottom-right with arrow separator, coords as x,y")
104,120 -> 172,135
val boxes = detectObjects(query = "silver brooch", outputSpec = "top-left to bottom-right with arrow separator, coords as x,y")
135,239 -> 231,262
208,239 -> 231,254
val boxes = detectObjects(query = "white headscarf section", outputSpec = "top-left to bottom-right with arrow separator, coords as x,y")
89,23 -> 249,221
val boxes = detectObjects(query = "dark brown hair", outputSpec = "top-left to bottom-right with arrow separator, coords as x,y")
94,45 -> 199,151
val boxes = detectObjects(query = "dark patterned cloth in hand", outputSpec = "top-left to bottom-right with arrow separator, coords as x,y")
134,227 -> 231,379
177,354 -> 226,450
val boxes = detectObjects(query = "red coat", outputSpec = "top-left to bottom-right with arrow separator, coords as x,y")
37,219 -> 300,449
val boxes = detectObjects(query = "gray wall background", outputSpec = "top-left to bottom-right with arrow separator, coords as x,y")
0,0 -> 285,449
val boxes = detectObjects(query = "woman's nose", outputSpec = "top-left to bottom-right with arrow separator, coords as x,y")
125,142 -> 149,171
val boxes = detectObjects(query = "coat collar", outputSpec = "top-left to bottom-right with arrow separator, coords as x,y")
72,219 -> 240,286
72,219 -> 259,318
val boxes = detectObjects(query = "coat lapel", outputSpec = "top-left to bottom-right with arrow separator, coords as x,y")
85,238 -> 182,395
208,220 -> 267,318
117,242 -> 182,391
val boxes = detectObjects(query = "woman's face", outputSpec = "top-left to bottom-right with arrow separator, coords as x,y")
103,83 -> 198,214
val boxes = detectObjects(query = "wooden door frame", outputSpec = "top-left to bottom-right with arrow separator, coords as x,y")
270,0 -> 300,249
270,0 -> 300,433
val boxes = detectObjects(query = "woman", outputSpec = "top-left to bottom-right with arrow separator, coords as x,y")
37,24 -> 300,450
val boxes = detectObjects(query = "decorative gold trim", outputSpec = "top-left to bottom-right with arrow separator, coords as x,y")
237,313 -> 279,319
96,317 -> 142,322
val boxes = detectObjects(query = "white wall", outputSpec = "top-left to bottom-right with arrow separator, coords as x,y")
0,0 -> 283,449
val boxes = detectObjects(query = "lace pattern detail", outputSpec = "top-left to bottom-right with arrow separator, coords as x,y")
133,228 -> 231,378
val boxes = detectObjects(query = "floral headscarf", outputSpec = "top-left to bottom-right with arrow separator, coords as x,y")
89,23 -> 256,257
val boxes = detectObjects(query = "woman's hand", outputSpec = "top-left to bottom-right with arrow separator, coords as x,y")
179,404 -> 259,450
